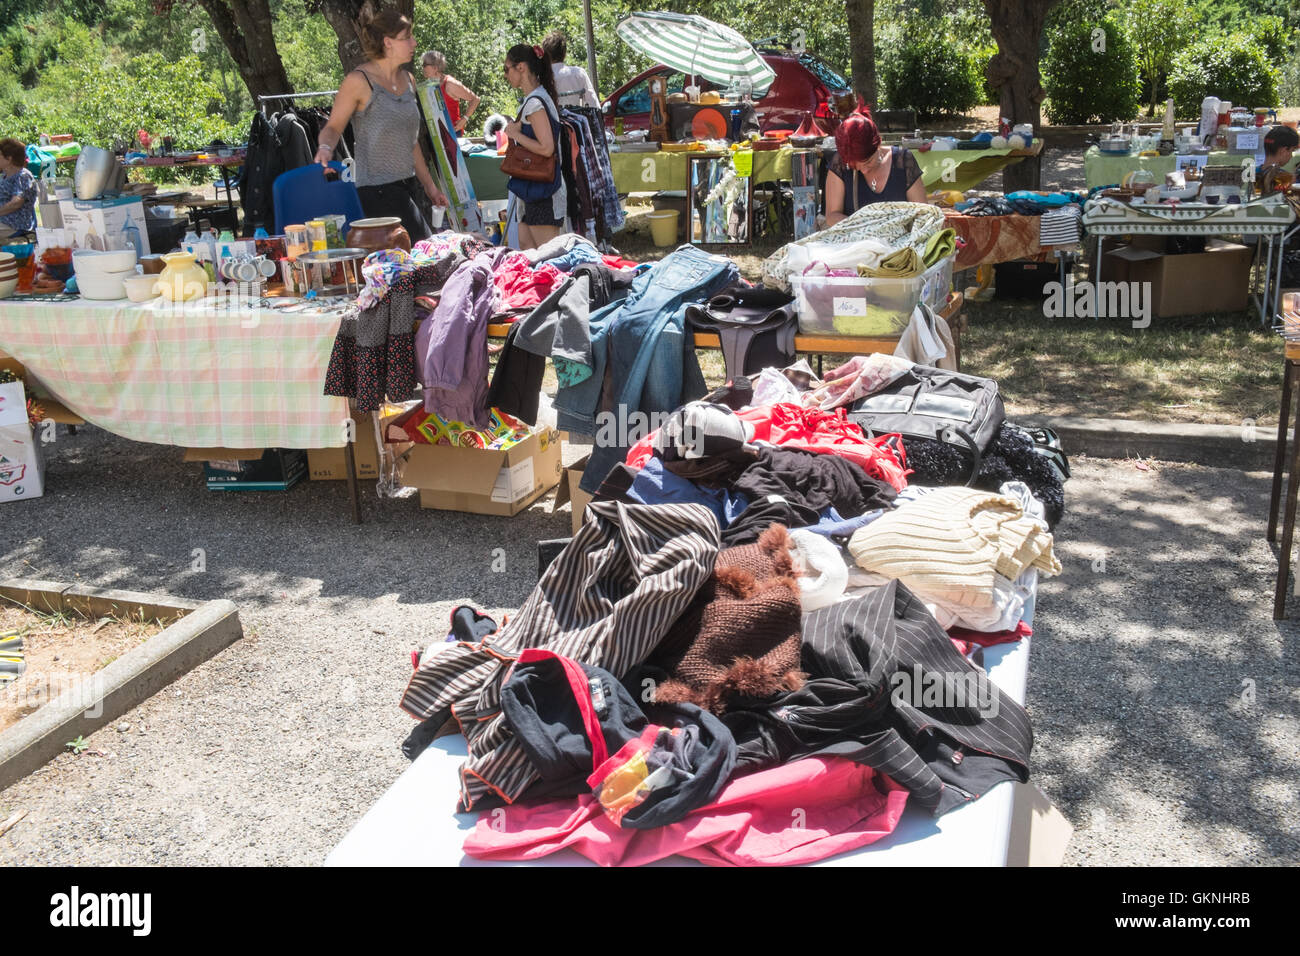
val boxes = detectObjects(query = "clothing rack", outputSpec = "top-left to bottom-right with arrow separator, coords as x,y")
258,91 -> 338,117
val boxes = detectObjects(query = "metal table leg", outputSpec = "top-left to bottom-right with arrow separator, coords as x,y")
344,439 -> 362,525
1274,369 -> 1300,619
1268,357 -> 1294,542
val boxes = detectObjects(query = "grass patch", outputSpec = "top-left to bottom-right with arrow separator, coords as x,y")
960,299 -> 1283,426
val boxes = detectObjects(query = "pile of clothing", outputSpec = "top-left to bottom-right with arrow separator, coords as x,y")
398,359 -> 1068,866
324,232 -> 642,419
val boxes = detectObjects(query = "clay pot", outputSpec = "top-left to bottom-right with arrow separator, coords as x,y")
345,216 -> 411,254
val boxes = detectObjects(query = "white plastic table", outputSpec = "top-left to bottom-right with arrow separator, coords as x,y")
327,598 -> 1035,867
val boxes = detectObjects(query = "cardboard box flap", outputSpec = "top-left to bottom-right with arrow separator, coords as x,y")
554,454 -> 591,510
183,447 -> 267,462
399,442 -> 513,495
1106,245 -> 1163,263
0,381 -> 28,428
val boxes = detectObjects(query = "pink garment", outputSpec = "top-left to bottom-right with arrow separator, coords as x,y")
462,756 -> 909,867
626,402 -> 910,492
493,251 -> 564,312
810,353 -> 915,411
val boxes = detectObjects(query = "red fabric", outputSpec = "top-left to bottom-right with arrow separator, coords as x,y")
445,96 -> 461,128
463,756 -> 909,867
492,251 -> 565,311
626,402 -> 910,492
601,254 -> 641,270
946,620 -> 1032,648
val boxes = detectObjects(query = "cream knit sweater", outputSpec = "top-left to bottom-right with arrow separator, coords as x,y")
847,486 -> 1061,608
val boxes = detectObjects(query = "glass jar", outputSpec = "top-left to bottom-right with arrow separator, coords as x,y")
306,220 -> 327,251
284,224 -> 308,259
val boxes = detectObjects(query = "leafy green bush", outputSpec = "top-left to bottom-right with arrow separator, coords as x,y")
877,31 -> 982,118
1243,15 -> 1296,64
1043,17 -> 1142,124
1168,34 -> 1281,115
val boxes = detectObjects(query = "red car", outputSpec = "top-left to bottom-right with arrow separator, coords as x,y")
602,48 -> 851,134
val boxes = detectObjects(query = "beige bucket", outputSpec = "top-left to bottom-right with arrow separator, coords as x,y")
647,210 -> 680,247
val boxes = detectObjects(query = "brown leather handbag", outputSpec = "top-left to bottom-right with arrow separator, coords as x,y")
500,95 -> 558,183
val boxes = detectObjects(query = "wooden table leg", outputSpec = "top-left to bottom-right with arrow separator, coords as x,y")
1274,374 -> 1300,618
344,439 -> 362,525
1268,358 -> 1294,542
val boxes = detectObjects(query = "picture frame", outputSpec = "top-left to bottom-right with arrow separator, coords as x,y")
689,154 -> 753,244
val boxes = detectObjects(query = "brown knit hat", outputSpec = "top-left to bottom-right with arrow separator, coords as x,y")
650,524 -> 806,714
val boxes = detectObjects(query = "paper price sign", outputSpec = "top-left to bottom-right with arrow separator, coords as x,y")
733,151 -> 753,178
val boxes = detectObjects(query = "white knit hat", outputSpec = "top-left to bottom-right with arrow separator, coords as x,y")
788,529 -> 849,611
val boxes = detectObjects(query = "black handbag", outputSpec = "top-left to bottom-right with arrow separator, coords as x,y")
848,365 -> 1005,484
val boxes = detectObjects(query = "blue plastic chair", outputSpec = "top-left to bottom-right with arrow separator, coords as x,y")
272,161 -> 366,236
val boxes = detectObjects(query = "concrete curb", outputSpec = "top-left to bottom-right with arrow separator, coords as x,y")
1020,415 -> 1282,471
0,580 -> 242,792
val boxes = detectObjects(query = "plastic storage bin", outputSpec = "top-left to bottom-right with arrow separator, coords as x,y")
791,255 -> 953,336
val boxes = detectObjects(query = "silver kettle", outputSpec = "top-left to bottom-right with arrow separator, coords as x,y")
74,146 -> 127,200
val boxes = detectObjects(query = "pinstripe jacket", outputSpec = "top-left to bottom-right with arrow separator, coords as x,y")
720,579 -> 1033,815
400,500 -> 720,811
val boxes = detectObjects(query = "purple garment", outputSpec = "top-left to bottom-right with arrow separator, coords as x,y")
417,251 -> 499,427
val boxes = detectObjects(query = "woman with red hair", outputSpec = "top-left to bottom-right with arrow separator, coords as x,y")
824,109 -> 927,225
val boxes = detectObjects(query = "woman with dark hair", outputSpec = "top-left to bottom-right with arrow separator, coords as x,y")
0,138 -> 37,241
1257,125 -> 1298,196
502,43 -> 567,250
315,5 -> 447,242
824,109 -> 927,225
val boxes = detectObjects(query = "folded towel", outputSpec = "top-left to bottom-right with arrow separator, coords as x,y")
922,228 -> 956,266
858,245 -> 923,278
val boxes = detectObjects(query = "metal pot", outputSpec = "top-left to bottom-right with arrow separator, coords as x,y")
74,146 -> 124,200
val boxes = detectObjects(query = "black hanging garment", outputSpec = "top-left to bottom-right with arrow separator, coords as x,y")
684,283 -> 798,381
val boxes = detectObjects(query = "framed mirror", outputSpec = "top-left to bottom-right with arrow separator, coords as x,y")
689,154 -> 753,244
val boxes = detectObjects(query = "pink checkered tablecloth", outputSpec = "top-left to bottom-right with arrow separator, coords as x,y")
0,297 -> 352,448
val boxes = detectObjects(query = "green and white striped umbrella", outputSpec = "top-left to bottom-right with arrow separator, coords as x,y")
616,11 -> 776,96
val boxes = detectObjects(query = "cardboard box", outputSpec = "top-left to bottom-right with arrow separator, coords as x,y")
552,454 -> 592,536
57,196 -> 151,255
399,426 -> 562,516
182,447 -> 307,491
0,379 -> 46,503
1106,239 -> 1253,317
0,380 -> 45,503
1007,782 -> 1074,867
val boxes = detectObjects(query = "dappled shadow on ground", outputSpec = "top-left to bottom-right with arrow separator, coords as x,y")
1,427 -> 575,615
1034,458 -> 1300,864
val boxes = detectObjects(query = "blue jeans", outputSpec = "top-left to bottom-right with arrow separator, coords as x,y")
556,245 -> 738,492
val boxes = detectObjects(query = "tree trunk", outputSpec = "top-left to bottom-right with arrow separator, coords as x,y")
845,0 -> 876,106
193,0 -> 294,100
982,0 -> 1059,190
319,0 -> 415,74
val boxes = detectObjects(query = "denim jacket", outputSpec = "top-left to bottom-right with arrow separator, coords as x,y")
555,245 -> 738,492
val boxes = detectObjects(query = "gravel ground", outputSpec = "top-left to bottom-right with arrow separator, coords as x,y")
2,429 -> 1298,865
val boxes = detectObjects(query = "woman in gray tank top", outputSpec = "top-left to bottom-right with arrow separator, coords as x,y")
315,7 -> 447,242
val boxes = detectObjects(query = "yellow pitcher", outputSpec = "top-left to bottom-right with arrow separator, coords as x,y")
156,251 -> 209,302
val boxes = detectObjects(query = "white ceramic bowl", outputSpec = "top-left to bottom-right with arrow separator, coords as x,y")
0,277 -> 17,299
122,274 -> 160,303
73,248 -> 138,276
77,269 -> 134,300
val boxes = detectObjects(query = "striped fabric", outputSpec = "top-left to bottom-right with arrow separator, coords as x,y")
400,500 -> 720,811
847,486 -> 1061,609
616,12 -> 776,96
796,580 -> 1033,813
0,297 -> 351,448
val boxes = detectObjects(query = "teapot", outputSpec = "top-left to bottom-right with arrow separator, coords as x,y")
156,251 -> 209,302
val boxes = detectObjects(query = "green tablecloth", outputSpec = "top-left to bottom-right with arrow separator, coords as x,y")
465,143 -> 1036,201
1083,146 -> 1298,189
912,148 -> 1034,193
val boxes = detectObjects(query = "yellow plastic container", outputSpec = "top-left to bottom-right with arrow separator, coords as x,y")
647,210 -> 679,247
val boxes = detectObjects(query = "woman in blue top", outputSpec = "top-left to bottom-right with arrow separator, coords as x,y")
502,44 -> 567,250
0,138 -> 38,241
